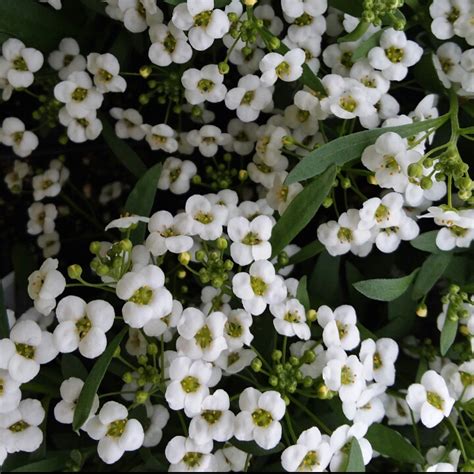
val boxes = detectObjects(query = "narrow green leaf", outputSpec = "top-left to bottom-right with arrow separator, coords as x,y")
73,328 -> 127,431
410,231 -> 442,253
125,163 -> 163,245
230,439 -> 285,456
0,0 -> 83,52
296,276 -> 310,311
344,438 -> 365,472
101,117 -> 147,178
287,116 -> 447,184
440,305 -> 458,356
61,354 -> 88,381
271,166 -> 337,256
338,20 -> 370,43
0,282 -> 9,338
366,424 -> 424,465
11,454 -> 70,472
353,269 -> 419,302
352,29 -> 384,61
310,252 -> 341,308
288,240 -> 324,265
412,253 -> 452,300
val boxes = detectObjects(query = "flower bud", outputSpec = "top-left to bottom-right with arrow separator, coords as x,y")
218,62 -> 230,75
178,252 -> 191,266
67,264 -> 83,280
416,303 -> 428,318
139,65 -> 152,78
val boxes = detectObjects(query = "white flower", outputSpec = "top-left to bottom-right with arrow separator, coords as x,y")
116,265 -> 173,328
227,215 -> 272,266
0,399 -> 45,454
172,0 -> 230,51
27,258 -> 66,315
54,377 -> 99,425
226,119 -> 258,155
148,23 -> 192,66
406,370 -> 455,428
0,320 -> 58,383
189,389 -> 235,442
372,214 -> 420,253
281,0 -> 328,19
54,71 -> 103,119
368,28 -> 423,81
290,341 -> 328,379
182,64 -> 227,105
0,39 -> 43,89
165,436 -> 215,471
143,404 -> 169,448
27,203 -> 57,236
342,383 -> 387,427
4,160 -> 30,193
383,393 -> 417,426
38,231 -> 61,259
270,298 -> 311,340
54,296 -> 115,359
216,349 -> 256,375
143,123 -> 178,153
361,132 -> 419,192
59,108 -> 103,143
158,157 -> 197,195
100,181 -> 123,206
426,446 -> 461,472
318,209 -> 372,257
330,423 -> 373,472
234,387 -> 285,450
177,308 -> 228,362
260,48 -> 306,86
419,206 -> 474,251
225,75 -> 273,122
0,369 -> 21,414
110,107 -> 145,141
317,304 -> 360,350
429,0 -> 470,40
39,0 -> 62,9
281,426 -> 332,472
233,260 -> 287,316
48,38 -> 86,80
201,286 -> 231,315
105,214 -> 149,231
143,299 -> 183,341
185,194 -> 228,240
359,192 -> 405,230
187,125 -> 231,157
223,309 -> 254,351
1,117 -> 38,158
118,0 -> 163,33
87,53 -> 126,93
460,49 -> 474,93
146,211 -> 193,257
266,172 -> 303,216
359,338 -> 398,386
433,42 -> 464,88
84,401 -> 144,465
32,168 -> 62,202
215,445 -> 248,472
323,354 -> 366,403
248,155 -> 289,189
165,356 -> 213,417
454,10 -> 474,45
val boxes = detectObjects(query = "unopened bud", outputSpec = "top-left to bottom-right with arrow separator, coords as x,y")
139,65 -> 152,79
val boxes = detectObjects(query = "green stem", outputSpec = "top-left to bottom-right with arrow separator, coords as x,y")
448,175 -> 453,208
409,409 -> 422,454
445,416 -> 468,462
289,395 -> 331,435
285,411 -> 298,443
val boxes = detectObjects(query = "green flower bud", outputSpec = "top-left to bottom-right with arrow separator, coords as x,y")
218,62 -> 230,75
67,264 -> 83,280
138,355 -> 148,366
289,356 -> 300,367
147,343 -> 158,356
269,36 -> 281,50
135,391 -> 149,404
420,176 -> 433,190
122,372 -> 134,384
139,65 -> 153,78
408,163 -> 423,178
272,350 -> 283,361
269,375 -> 279,387
89,241 -> 102,255
216,237 -> 228,250
178,252 -> 191,266
303,376 -> 313,388
322,196 -> 333,208
251,358 -> 263,372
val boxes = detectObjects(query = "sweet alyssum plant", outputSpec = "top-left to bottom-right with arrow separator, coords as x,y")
0,0 -> 473,471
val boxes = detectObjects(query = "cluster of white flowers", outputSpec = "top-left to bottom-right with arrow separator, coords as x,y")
2,0 -> 473,472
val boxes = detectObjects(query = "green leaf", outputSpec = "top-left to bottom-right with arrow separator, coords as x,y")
125,163 -> 163,245
101,117 -> 147,178
440,304 -> 458,356
288,240 -> 324,265
61,354 -> 88,381
296,276 -> 310,311
309,252 -> 341,308
0,0 -> 82,52
412,253 -> 453,300
271,166 -> 337,256
230,439 -> 285,456
0,282 -> 9,338
344,438 -> 365,472
352,29 -> 384,61
287,116 -> 447,184
366,424 -> 424,465
11,454 -> 70,472
73,328 -> 127,431
353,269 -> 419,302
410,231 -> 442,253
